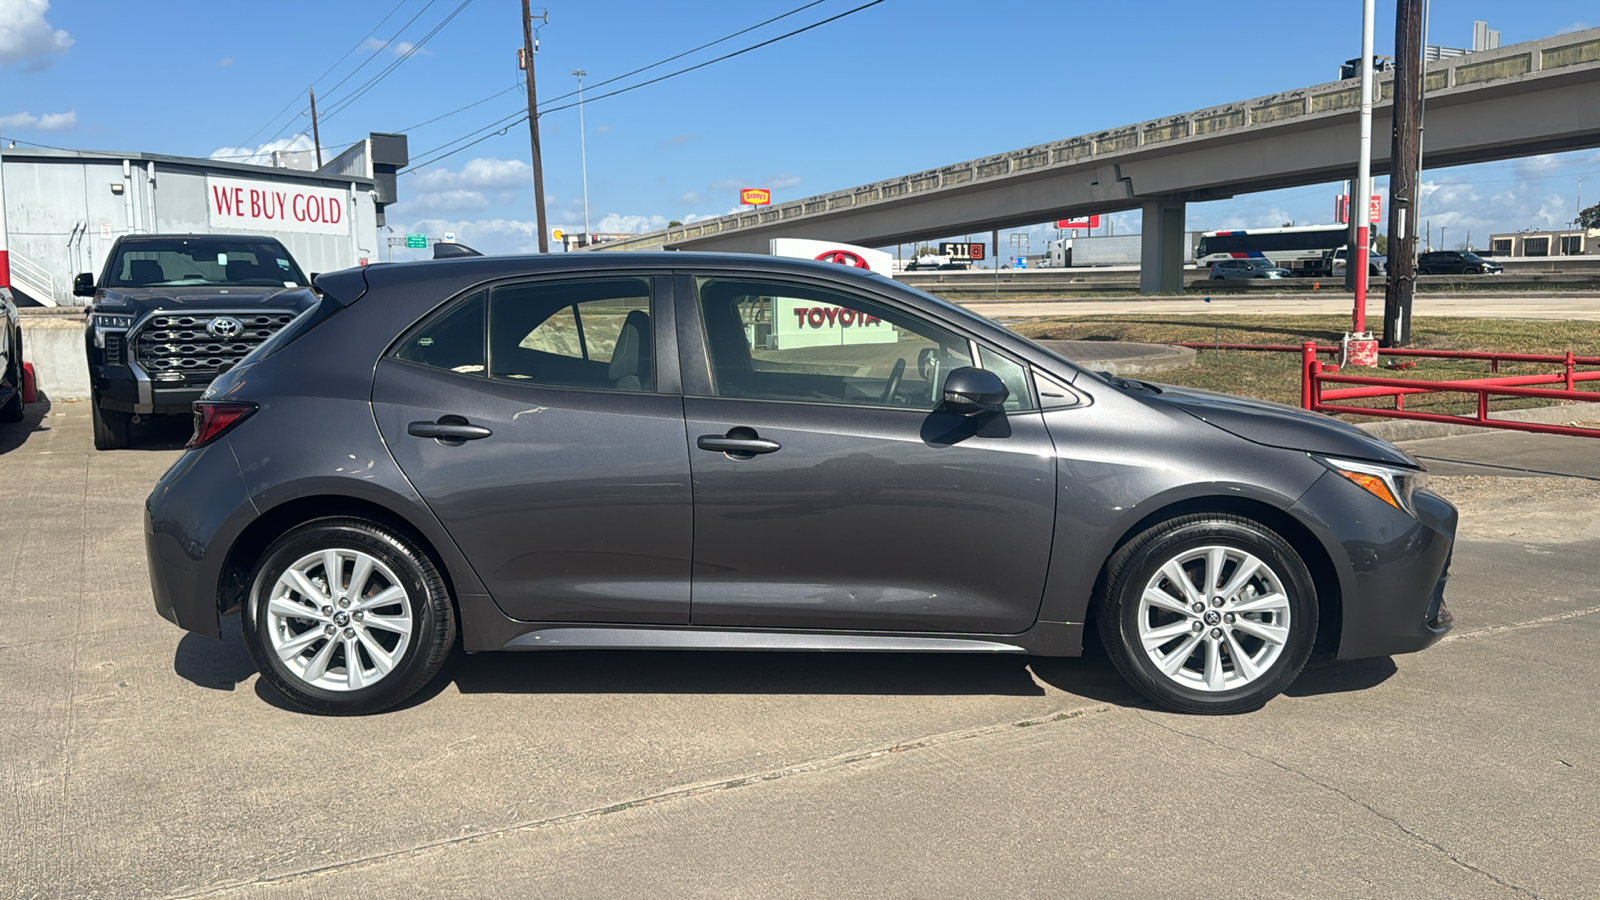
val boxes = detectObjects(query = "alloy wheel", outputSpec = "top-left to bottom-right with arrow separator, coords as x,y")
264,548 -> 414,691
1136,544 -> 1291,693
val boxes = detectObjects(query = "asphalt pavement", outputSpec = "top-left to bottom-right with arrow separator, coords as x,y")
3,400 -> 1598,899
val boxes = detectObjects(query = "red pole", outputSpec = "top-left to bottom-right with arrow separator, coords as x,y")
1567,351 -> 1576,390
1301,342 -> 1317,409
1353,224 -> 1369,334
1309,358 -> 1324,411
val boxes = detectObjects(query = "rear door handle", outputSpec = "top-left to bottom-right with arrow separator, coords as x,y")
697,427 -> 780,458
408,416 -> 492,444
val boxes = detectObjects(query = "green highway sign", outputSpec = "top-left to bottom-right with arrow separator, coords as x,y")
405,233 -> 427,249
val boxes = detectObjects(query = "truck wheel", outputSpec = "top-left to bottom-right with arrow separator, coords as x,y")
242,517 -> 456,715
91,397 -> 132,450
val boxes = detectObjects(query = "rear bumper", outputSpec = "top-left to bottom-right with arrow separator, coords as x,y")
144,440 -> 258,638
1291,475 -> 1457,660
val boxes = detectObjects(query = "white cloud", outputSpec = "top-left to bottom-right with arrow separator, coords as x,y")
593,124 -> 613,135
675,191 -> 703,206
36,109 -> 75,130
219,56 -> 234,67
408,157 -> 531,192
389,189 -> 489,215
763,174 -> 802,190
597,213 -> 670,233
361,37 -> 431,58
0,108 -> 76,131
209,134 -> 317,166
0,0 -> 73,68
1557,22 -> 1591,35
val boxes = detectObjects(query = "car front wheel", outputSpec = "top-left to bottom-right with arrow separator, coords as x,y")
242,517 -> 455,715
1098,514 -> 1318,714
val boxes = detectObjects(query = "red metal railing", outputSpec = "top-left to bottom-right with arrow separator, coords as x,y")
1296,342 -> 1600,438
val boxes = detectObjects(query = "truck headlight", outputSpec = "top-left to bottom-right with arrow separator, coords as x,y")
1316,455 -> 1428,516
91,313 -> 134,348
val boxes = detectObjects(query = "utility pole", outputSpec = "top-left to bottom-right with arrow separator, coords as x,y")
1383,0 -> 1423,347
1351,0 -> 1376,339
309,88 -> 323,169
521,1 -> 550,253
572,69 -> 591,241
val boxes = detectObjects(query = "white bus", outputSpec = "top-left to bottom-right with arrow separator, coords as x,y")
1195,225 -> 1381,276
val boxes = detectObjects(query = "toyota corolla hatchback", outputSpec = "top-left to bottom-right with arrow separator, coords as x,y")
146,253 -> 1456,715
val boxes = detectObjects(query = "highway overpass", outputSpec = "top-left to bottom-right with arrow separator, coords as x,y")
595,28 -> 1600,294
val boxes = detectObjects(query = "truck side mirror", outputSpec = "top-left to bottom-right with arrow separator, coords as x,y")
941,367 -> 1009,416
73,273 -> 95,297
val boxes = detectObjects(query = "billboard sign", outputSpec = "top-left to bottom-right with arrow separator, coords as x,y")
740,188 -> 772,206
939,241 -> 986,260
207,176 -> 349,236
1055,215 -> 1101,229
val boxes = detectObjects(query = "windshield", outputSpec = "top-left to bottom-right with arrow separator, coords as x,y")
105,238 -> 307,288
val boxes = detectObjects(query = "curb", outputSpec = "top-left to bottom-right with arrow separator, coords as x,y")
1352,401 -> 1600,442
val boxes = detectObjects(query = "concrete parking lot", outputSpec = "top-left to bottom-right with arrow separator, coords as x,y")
3,399 -> 1598,898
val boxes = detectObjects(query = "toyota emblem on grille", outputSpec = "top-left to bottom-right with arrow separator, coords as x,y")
206,316 -> 245,339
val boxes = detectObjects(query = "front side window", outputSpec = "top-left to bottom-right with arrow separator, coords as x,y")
696,277 -> 971,410
490,277 -> 654,392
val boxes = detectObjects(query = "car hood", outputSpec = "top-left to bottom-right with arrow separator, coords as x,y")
1147,383 -> 1418,467
92,286 -> 314,316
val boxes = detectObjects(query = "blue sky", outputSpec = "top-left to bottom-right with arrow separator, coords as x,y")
3,0 -> 1596,259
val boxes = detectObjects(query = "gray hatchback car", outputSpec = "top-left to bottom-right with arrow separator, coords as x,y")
146,253 -> 1456,715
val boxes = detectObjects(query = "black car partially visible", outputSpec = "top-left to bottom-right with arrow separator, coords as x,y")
0,283 -> 24,424
78,234 -> 317,449
1418,250 -> 1504,275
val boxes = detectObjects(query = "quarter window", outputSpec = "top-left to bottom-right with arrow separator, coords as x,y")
390,291 -> 486,377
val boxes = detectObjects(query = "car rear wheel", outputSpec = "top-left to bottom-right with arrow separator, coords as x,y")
91,397 -> 130,449
1098,514 -> 1318,714
242,517 -> 455,715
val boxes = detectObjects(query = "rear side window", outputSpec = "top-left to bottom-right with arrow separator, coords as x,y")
391,291 -> 487,377
488,277 -> 654,392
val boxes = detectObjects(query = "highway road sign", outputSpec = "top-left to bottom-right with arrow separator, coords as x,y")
405,233 -> 426,249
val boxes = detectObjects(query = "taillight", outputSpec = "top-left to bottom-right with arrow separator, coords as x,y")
187,401 -> 258,449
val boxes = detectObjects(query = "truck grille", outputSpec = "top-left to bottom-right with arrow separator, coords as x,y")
133,311 -> 296,386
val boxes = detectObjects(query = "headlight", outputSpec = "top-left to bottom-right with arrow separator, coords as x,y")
91,313 -> 134,349
1316,455 -> 1428,516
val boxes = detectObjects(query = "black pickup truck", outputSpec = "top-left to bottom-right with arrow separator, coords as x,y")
77,234 -> 318,450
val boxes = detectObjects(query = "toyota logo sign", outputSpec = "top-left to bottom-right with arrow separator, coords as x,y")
207,316 -> 245,339
814,250 -> 871,269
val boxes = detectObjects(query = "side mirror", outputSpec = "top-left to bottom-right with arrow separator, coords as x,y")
942,367 -> 1008,416
73,273 -> 96,297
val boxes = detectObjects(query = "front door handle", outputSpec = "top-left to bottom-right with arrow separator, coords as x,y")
408,415 -> 492,444
697,427 -> 780,459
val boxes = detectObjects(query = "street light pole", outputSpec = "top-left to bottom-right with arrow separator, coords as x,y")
572,69 -> 591,243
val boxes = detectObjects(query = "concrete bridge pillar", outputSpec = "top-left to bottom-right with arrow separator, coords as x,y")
1139,198 -> 1187,295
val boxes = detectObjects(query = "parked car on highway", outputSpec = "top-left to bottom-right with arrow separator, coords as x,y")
1209,259 -> 1293,280
146,252 -> 1457,716
0,283 -> 24,424
1418,250 -> 1504,275
77,234 -> 317,450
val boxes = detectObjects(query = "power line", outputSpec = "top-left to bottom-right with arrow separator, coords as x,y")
238,0 -> 415,149
406,114 -> 529,172
321,0 -> 477,124
537,0 -> 888,116
396,81 -> 523,133
400,0 -> 890,174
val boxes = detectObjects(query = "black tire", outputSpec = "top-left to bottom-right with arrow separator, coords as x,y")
0,356 -> 22,424
242,517 -> 456,715
91,397 -> 131,450
1097,514 -> 1318,715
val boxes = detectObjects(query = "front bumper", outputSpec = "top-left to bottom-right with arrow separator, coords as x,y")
1291,473 -> 1457,660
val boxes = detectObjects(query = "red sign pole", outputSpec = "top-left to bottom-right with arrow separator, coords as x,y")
1353,224 -> 1369,333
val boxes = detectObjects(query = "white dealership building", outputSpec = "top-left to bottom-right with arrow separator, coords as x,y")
0,134 -> 407,307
